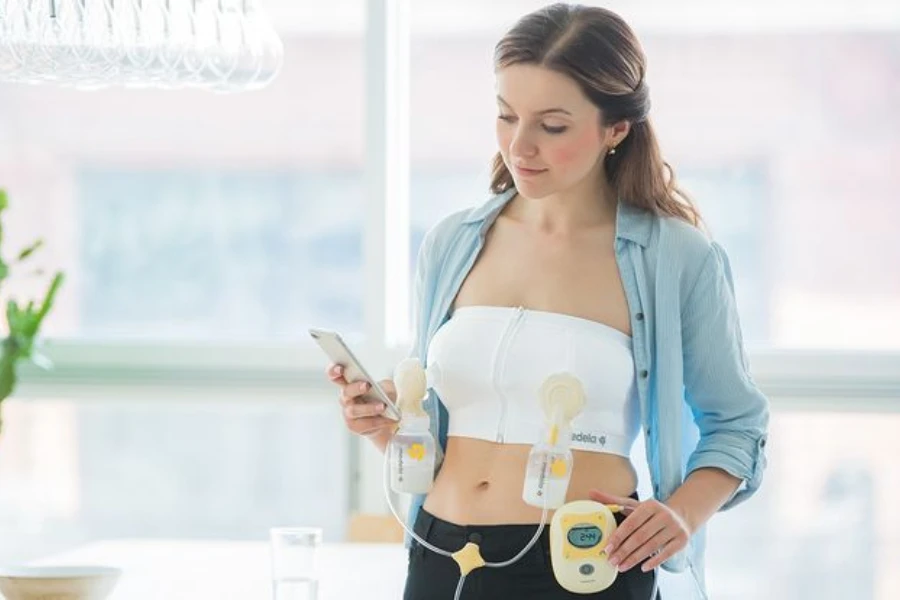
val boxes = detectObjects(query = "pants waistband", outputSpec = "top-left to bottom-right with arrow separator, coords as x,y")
411,492 -> 639,567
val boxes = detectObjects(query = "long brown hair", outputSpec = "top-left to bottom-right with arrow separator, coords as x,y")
490,3 -> 701,227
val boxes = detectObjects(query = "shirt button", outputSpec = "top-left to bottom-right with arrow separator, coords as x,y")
636,312 -> 644,321
640,370 -> 649,379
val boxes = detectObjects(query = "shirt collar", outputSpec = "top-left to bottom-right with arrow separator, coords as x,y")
462,187 -> 652,248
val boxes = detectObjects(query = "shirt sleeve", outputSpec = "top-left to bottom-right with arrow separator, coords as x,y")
681,241 -> 770,510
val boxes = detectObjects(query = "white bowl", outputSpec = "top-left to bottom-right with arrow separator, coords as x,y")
0,566 -> 122,600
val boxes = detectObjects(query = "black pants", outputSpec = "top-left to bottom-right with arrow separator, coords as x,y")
404,499 -> 661,600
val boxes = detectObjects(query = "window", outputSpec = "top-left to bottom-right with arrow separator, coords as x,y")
704,409 -> 900,599
626,406 -> 900,598
0,32 -> 366,343
408,0 -> 900,350
77,169 -> 363,341
0,395 -> 349,564
0,4 -> 897,596
0,4 -> 365,561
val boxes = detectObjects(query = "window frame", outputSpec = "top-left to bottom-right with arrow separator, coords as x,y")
9,0 -> 900,517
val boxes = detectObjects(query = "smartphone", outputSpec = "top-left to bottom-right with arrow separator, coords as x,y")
309,328 -> 402,421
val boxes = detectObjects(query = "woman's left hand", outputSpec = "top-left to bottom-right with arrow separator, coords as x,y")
588,490 -> 692,573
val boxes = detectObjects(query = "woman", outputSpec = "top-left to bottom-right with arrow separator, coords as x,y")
328,4 -> 769,599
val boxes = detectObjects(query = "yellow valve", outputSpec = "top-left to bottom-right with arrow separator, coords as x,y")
451,542 -> 486,576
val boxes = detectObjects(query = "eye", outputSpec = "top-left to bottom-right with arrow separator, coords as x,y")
542,124 -> 568,134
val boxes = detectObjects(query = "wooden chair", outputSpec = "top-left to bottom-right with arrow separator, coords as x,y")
347,512 -> 405,543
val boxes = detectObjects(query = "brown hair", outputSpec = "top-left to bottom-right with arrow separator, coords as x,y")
490,3 -> 702,227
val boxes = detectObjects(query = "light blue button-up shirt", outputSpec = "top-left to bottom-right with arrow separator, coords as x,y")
406,187 -> 770,599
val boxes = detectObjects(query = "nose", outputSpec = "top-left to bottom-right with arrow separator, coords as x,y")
509,125 -> 538,160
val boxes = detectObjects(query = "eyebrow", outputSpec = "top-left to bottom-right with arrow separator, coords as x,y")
497,95 -> 572,116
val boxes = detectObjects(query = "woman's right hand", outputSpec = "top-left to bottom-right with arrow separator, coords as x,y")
327,364 -> 399,440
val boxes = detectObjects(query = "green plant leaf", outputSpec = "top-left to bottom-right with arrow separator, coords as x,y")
35,272 -> 64,325
0,188 -> 6,250
0,355 -> 16,403
0,189 -> 65,407
6,299 -> 22,332
0,340 -> 18,401
17,239 -> 43,262
8,334 -> 28,361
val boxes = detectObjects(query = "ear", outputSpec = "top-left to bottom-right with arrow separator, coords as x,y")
608,120 -> 631,147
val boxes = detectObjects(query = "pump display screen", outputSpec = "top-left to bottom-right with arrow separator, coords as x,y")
567,524 -> 602,549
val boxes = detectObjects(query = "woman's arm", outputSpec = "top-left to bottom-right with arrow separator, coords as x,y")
679,241 -> 769,509
594,241 -> 770,573
591,467 -> 740,573
664,467 -> 740,533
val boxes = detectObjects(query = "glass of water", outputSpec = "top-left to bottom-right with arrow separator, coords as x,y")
270,526 -> 322,600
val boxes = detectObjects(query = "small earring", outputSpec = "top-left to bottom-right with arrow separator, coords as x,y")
608,146 -> 617,156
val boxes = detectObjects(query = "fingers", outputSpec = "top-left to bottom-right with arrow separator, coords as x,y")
327,364 -> 366,393
603,500 -> 692,573
340,380 -> 371,406
639,539 -> 680,572
326,363 -> 346,384
343,399 -> 386,420
606,502 -> 654,557
608,512 -> 669,571
328,364 -> 377,405
327,364 -> 397,437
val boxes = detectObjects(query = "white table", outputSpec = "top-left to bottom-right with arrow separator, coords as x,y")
33,540 -> 409,599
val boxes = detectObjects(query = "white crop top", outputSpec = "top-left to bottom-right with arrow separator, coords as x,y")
426,305 -> 640,457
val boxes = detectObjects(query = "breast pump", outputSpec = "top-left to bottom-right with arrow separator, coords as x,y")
384,358 -> 628,599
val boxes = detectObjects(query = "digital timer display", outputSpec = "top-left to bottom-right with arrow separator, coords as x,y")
567,525 -> 602,549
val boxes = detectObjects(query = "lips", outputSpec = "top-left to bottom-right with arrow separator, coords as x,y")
514,165 -> 547,177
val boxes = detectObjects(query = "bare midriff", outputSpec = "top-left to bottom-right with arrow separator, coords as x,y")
422,436 -> 638,524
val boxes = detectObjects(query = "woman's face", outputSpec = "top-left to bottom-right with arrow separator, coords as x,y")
495,63 -> 610,199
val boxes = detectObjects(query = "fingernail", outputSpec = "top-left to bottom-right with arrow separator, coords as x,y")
641,564 -> 651,572
376,404 -> 384,412
359,382 -> 369,393
608,555 -> 619,567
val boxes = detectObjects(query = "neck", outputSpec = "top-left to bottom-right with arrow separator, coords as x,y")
507,169 -> 617,235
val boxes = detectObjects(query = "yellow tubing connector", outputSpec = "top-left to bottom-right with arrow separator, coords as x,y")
451,542 -> 486,576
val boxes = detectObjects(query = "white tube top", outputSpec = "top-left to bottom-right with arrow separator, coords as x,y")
425,305 -> 640,457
